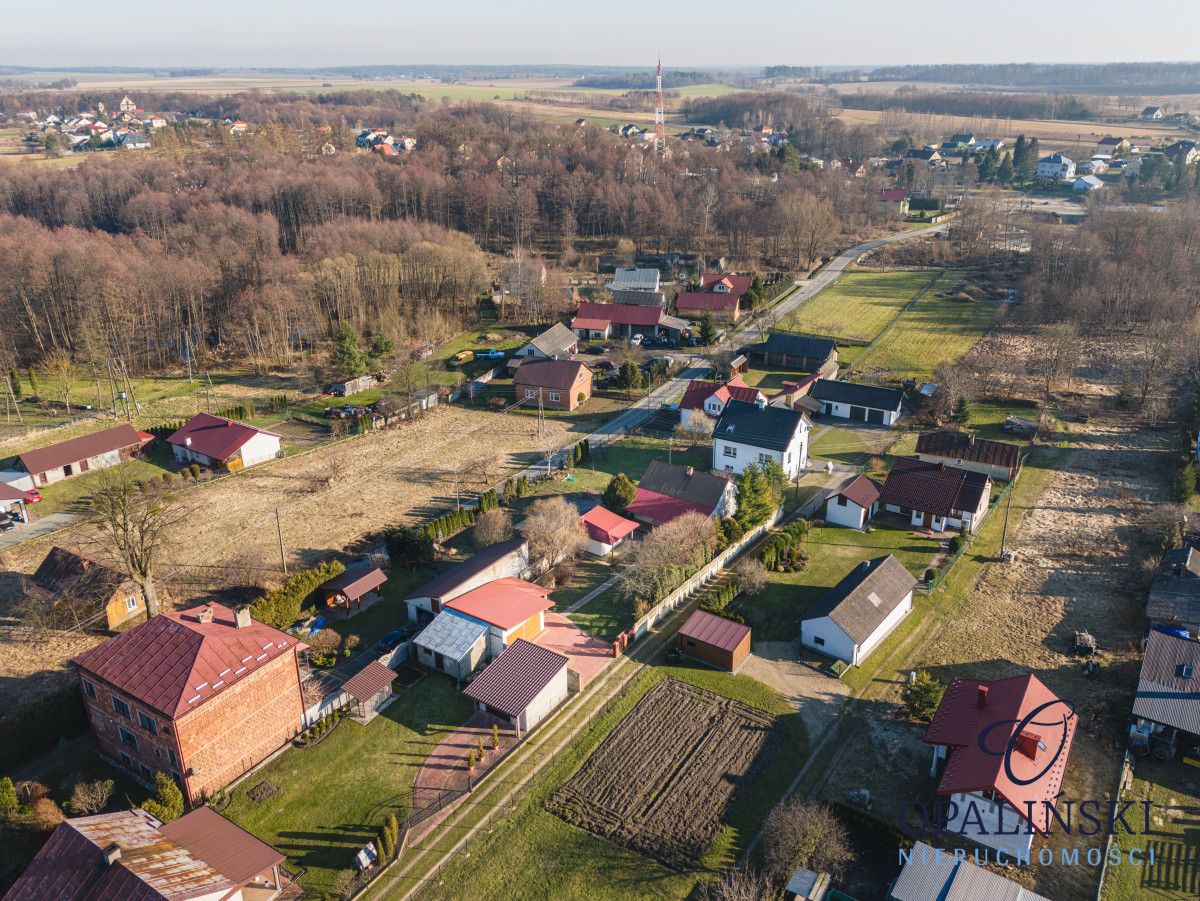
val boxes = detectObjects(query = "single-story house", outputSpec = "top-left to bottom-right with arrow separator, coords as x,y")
570,302 -> 667,341
676,609 -> 751,672
1097,135 -> 1129,154
891,841 -> 1051,901
924,674 -> 1077,855
514,322 -> 580,359
1143,106 -> 1164,120
1130,629 -> 1200,757
809,379 -> 903,426
879,187 -> 910,217
4,805 -> 296,901
675,273 -> 752,323
1073,175 -> 1104,193
712,398 -> 810,480
443,577 -> 554,656
625,460 -> 737,527
18,424 -> 149,487
915,430 -> 1023,481
1146,547 -> 1200,633
751,333 -> 838,372
879,457 -> 992,532
513,358 -> 593,411
678,377 -> 765,428
905,147 -> 943,166
1164,140 -> 1200,167
413,609 -> 489,680
799,554 -> 916,666
824,475 -> 881,530
318,559 -> 386,612
463,638 -> 569,736
167,413 -> 282,472
580,505 -> 639,556
31,546 -> 145,631
404,536 -> 530,625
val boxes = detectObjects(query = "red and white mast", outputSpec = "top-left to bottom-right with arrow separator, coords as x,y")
653,56 -> 665,156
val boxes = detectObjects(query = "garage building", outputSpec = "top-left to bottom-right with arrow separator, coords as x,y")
464,638 -> 569,735
809,380 -> 904,426
800,554 -> 917,666
676,609 -> 751,673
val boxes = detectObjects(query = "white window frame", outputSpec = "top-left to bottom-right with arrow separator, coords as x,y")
126,596 -> 139,612
548,392 -> 560,403
524,388 -> 536,399
722,445 -> 737,458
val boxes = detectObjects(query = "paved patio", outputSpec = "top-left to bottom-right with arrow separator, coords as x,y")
534,611 -> 612,688
410,710 -> 515,807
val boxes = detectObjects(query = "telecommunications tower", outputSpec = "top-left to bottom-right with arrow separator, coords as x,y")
653,56 -> 665,156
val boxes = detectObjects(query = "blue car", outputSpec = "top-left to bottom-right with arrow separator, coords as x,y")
376,628 -> 412,653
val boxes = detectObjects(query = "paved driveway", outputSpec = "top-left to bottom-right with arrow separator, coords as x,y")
0,512 -> 81,551
741,642 -> 850,738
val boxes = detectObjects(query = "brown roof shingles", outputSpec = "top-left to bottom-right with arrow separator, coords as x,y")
915,430 -> 1023,473
513,358 -> 590,392
18,424 -> 145,476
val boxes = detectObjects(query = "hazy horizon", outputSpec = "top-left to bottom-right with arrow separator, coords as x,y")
3,0 -> 1199,71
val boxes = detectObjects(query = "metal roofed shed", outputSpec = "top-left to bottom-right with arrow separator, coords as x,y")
412,610 -> 489,680
676,609 -> 751,673
463,639 -> 570,735
341,660 -> 399,722
809,379 -> 904,425
580,505 -> 639,556
891,840 -> 1050,901
17,424 -> 148,487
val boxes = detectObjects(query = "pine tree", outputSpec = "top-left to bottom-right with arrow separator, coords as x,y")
142,773 -> 184,823
602,472 -> 637,515
735,464 -> 773,529
1012,134 -> 1028,178
954,396 -> 971,423
334,324 -> 368,377
27,369 -> 39,395
1020,138 -> 1040,182
698,312 -> 717,346
0,776 -> 17,813
617,360 -> 644,393
997,152 -> 1014,185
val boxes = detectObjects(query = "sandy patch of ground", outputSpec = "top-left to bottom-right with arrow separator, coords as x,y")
741,643 -> 850,738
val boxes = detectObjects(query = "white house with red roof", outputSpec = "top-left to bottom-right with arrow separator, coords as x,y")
924,674 -> 1077,856
580,505 -> 639,556
824,474 -> 882,530
167,413 -> 282,472
678,377 -> 765,429
71,603 -> 306,804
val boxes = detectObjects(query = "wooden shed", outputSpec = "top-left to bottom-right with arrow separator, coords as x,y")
319,560 -> 387,612
676,609 -> 751,673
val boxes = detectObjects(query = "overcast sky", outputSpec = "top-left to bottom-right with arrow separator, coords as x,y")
4,0 -> 1199,69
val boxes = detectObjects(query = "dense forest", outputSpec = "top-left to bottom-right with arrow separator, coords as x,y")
837,90 -> 1096,121
0,93 -> 888,374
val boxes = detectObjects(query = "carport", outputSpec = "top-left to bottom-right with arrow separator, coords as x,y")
342,660 -> 399,724
0,483 -> 29,526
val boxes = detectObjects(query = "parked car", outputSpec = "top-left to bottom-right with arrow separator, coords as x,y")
451,350 -> 475,365
585,345 -> 605,355
476,349 -> 505,360
629,334 -> 644,346
376,628 -> 412,653
24,489 -> 41,503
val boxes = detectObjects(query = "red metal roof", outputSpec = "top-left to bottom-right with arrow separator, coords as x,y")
880,188 -> 908,202
72,603 -> 301,719
678,609 -> 750,652
0,482 -> 28,502
319,561 -> 387,601
158,806 -> 284,888
166,413 -> 280,463
699,273 -> 753,295
463,638 -> 568,717
679,377 -> 759,411
676,292 -> 740,314
625,487 -> 713,526
923,674 -> 1077,834
444,577 -> 553,631
572,302 -> 662,327
18,424 -> 145,476
580,505 -> 639,545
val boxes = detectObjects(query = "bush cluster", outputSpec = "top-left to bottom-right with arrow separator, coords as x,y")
760,520 -> 810,572
249,559 -> 345,629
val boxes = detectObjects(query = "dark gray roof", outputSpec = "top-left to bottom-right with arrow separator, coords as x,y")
802,554 -> 917,645
810,379 -> 904,412
463,639 -> 568,717
637,460 -> 730,511
526,323 -> 579,357
761,332 -> 836,360
714,399 -> 807,453
1163,546 -> 1200,578
1132,631 -> 1200,734
1147,576 -> 1200,629
892,841 -> 1050,901
405,537 -> 527,601
610,288 -> 665,307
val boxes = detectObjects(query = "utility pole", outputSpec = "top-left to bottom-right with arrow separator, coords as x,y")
204,371 -> 215,413
668,435 -> 674,465
275,508 -> 288,575
999,480 -> 1015,561
537,388 -> 545,436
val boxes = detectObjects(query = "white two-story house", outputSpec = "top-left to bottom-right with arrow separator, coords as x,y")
1036,153 -> 1076,181
712,398 -> 809,480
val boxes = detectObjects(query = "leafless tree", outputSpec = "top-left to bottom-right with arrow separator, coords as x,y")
698,868 -> 774,901
40,349 -> 81,413
87,465 -> 188,617
67,779 -> 114,815
520,496 -> 586,569
675,417 -> 714,447
762,798 -> 855,883
1040,322 -> 1080,393
618,511 -> 717,606
473,507 -> 513,548
732,557 -> 768,596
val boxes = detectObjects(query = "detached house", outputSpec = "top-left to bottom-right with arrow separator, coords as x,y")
167,413 -> 282,472
924,674 -> 1077,855
675,273 -> 752,323
879,187 -> 910,217
1097,135 -> 1129,154
404,536 -> 530,625
31,546 -> 145,631
626,459 -> 737,527
809,379 -> 903,426
18,424 -> 149,486
514,322 -> 579,360
800,555 -> 916,665
605,267 -> 665,307
879,457 -> 992,532
580,505 -> 639,556
442,577 -> 554,656
513,358 -> 593,411
1146,546 -> 1200,633
72,603 -> 307,804
713,398 -> 810,479
678,377 -> 765,428
752,333 -> 838,372
1036,153 -> 1076,181
1130,628 -> 1200,757
915,430 -> 1023,481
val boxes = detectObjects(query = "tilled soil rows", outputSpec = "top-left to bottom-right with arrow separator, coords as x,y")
546,678 -> 778,870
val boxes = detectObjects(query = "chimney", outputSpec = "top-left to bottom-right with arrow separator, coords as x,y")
976,685 -> 989,707
197,606 -> 214,624
755,395 -> 767,410
235,606 -> 252,629
102,843 -> 122,866
686,466 -> 695,477
1015,729 -> 1042,760
184,436 -> 192,447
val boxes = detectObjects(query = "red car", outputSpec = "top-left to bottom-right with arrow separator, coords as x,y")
24,489 -> 42,503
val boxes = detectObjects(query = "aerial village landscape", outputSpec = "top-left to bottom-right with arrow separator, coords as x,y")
0,9 -> 1198,900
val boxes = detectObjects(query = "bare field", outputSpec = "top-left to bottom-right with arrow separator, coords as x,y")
546,678 -> 778,871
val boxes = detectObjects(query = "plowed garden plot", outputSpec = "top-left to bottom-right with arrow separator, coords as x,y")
545,678 -> 778,871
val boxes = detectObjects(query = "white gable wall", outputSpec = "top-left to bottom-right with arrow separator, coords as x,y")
825,495 -> 873,530
713,424 -> 808,480
800,589 -> 913,665
237,431 -> 283,468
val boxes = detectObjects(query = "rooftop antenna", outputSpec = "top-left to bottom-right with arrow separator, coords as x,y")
654,56 -> 666,157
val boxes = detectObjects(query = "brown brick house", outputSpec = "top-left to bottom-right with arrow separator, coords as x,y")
513,358 -> 593,411
71,603 -> 307,805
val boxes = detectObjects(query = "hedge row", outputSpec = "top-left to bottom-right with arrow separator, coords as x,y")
249,559 -> 346,629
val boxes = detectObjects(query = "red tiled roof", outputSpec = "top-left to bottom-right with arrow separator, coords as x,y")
166,413 -> 279,463
679,377 -> 759,411
18,425 -> 145,476
699,273 -> 753,295
924,674 -> 1076,834
580,505 -> 639,545
676,292 -> 740,314
625,487 -> 712,525
463,638 -> 568,717
72,603 -> 301,719
572,302 -> 662,327
878,457 -> 988,518
444,577 -> 553,630
837,475 -> 882,509
678,609 -> 750,652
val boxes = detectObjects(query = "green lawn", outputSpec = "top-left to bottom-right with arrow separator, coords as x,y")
852,292 -> 998,383
778,270 -> 940,343
414,662 -> 807,901
808,426 -> 870,466
550,559 -> 615,611
31,447 -> 174,517
327,568 -> 428,648
522,436 -> 711,503
735,523 -> 943,642
223,677 -> 473,897
567,585 -> 634,642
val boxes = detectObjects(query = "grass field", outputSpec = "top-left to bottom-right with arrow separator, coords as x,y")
734,523 -> 942,642
414,661 -> 807,901
223,676 -> 473,898
778,270 -> 941,343
567,586 -> 633,642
